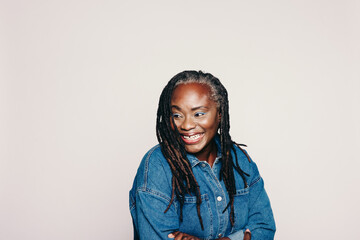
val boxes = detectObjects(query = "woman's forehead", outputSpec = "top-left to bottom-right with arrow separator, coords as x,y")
171,83 -> 212,101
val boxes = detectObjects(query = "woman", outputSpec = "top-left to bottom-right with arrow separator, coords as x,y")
129,71 -> 276,240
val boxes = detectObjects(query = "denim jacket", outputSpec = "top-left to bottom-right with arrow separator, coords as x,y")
129,137 -> 276,240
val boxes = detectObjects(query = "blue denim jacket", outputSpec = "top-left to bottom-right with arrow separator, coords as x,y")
129,137 -> 276,240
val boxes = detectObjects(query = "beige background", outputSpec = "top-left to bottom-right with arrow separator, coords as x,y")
1,0 -> 359,239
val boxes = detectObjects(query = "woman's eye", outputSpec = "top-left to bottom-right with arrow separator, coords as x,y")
172,113 -> 182,118
195,112 -> 206,117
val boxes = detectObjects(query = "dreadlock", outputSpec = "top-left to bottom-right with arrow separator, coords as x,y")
156,70 -> 250,230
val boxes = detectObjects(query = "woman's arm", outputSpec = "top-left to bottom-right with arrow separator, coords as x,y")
244,173 -> 276,240
130,147 -> 181,240
131,189 -> 180,240
168,229 -> 251,240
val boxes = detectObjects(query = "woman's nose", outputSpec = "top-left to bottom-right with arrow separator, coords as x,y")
180,117 -> 195,130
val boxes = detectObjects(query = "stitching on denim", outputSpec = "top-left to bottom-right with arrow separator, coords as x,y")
143,145 -> 160,188
136,188 -> 172,203
184,193 -> 209,203
205,162 -> 227,239
206,196 -> 214,239
234,187 -> 250,196
130,193 -> 136,210
130,202 -> 135,211
181,194 -> 212,240
249,175 -> 261,188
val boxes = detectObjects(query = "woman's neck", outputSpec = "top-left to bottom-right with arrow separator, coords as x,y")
195,140 -> 218,167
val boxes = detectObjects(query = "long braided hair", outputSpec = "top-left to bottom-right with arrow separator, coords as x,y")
156,70 -> 250,230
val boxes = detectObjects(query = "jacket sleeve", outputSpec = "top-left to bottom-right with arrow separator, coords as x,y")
227,229 -> 245,239
131,188 -> 179,240
130,148 -> 180,240
244,162 -> 276,240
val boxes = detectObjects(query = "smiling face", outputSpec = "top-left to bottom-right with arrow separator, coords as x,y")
170,83 -> 220,161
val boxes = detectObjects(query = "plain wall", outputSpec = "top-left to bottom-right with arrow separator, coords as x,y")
1,0 -> 359,239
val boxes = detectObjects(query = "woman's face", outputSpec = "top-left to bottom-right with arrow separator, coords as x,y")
170,83 -> 220,159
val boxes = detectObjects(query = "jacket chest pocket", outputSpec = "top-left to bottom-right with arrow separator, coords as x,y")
179,194 -> 213,240
232,187 -> 249,232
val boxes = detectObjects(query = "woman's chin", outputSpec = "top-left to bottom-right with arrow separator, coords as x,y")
184,145 -> 203,154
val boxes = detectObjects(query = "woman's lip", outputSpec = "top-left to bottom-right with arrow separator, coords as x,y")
180,133 -> 204,144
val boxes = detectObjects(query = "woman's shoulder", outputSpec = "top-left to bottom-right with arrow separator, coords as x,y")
231,143 -> 251,165
132,144 -> 173,195
231,143 -> 261,181
137,144 -> 171,173
142,144 -> 172,168
143,144 -> 163,160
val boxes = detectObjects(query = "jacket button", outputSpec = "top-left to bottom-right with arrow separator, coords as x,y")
217,196 -> 222,201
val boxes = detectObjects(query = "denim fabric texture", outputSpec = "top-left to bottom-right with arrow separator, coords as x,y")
129,136 -> 276,240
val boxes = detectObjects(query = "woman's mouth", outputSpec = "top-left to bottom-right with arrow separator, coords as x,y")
181,133 -> 204,144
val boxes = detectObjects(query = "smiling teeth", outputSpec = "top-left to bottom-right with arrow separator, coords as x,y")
183,134 -> 201,140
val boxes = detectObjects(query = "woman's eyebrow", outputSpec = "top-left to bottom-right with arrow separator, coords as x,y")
191,106 -> 209,111
171,105 -> 209,111
171,105 -> 181,110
